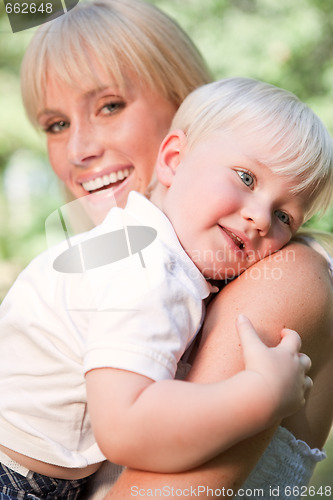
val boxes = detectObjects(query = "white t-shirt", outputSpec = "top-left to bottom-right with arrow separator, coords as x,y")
0,192 -> 211,468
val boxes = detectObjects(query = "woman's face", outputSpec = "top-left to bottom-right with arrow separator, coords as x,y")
37,67 -> 176,222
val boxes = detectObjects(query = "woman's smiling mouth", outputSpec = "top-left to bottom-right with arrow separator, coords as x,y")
81,167 -> 134,193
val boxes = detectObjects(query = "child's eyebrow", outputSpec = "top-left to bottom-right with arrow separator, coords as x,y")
244,154 -> 268,170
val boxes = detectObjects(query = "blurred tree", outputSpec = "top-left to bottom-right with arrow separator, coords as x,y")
0,4 -> 41,165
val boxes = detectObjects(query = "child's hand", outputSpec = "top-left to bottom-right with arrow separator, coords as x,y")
236,314 -> 312,420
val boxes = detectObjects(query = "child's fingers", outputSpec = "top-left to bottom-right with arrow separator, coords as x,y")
279,328 -> 302,353
236,314 -> 263,347
299,353 -> 312,373
305,375 -> 313,392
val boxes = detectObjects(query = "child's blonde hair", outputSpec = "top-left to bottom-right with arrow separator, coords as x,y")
21,0 -> 211,127
172,77 -> 333,220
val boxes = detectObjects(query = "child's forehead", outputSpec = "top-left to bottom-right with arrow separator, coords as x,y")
191,128 -> 310,196
191,126 -> 276,161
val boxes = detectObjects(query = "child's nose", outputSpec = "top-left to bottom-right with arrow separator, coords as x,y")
241,203 -> 272,236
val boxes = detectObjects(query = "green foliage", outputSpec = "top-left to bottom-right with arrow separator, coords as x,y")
310,433 -> 333,498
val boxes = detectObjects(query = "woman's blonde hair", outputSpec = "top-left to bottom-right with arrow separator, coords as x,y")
172,77 -> 333,220
294,229 -> 333,256
21,0 -> 211,126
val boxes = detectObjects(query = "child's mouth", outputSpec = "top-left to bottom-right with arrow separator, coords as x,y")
220,227 -> 245,250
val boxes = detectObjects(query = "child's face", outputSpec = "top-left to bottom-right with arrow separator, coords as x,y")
158,129 -> 307,280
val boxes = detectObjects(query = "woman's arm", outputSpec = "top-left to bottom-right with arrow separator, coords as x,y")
86,319 -> 307,473
104,241 -> 333,498
191,240 -> 333,447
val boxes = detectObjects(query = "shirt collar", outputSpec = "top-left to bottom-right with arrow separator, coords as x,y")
125,192 -> 212,299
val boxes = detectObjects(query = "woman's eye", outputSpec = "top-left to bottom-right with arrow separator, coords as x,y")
45,120 -> 69,134
237,170 -> 254,188
101,101 -> 125,115
274,210 -> 290,225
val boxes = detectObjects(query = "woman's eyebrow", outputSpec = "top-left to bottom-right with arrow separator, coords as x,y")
37,88 -> 119,119
84,86 -> 114,98
37,108 -> 61,120
36,110 -> 57,121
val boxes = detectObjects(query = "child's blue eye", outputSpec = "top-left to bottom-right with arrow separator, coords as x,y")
275,210 -> 290,225
237,170 -> 254,188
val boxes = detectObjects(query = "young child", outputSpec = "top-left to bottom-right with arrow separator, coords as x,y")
1,77 -> 331,498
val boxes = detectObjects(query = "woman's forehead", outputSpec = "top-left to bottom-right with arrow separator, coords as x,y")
43,61 -> 129,99
39,64 -> 167,117
49,51 -> 127,85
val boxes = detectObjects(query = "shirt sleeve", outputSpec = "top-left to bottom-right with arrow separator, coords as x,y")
84,241 -> 204,381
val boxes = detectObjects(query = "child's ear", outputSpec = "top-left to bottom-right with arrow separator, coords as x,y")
155,130 -> 187,187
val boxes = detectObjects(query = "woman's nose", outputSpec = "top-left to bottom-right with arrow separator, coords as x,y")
67,121 -> 104,166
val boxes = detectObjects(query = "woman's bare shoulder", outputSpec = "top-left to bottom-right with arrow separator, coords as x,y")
228,239 -> 331,299
210,240 -> 332,341
192,240 -> 333,381
194,240 -> 333,447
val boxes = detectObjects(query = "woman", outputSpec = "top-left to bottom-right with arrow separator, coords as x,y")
21,0 -> 211,221
20,0 -> 333,498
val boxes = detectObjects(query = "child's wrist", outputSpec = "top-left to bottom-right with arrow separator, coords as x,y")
244,370 -> 281,426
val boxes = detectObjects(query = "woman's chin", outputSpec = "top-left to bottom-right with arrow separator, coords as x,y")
79,189 -> 117,224
66,171 -> 140,225
80,182 -> 134,225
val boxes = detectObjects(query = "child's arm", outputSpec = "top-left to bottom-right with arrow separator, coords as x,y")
86,315 -> 311,473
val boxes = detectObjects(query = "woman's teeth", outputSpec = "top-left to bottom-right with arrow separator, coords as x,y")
82,168 -> 133,192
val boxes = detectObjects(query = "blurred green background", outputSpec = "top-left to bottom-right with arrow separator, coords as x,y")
0,0 -> 332,495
